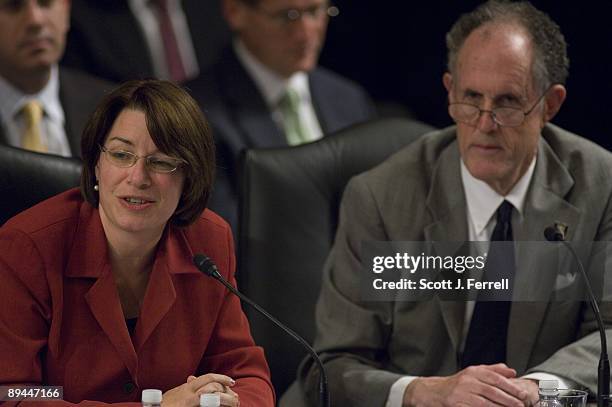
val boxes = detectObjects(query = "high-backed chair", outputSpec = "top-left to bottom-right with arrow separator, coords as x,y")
0,145 -> 82,226
238,118 -> 435,396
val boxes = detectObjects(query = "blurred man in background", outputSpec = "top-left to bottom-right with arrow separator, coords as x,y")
188,0 -> 376,229
0,0 -> 112,157
61,0 -> 230,84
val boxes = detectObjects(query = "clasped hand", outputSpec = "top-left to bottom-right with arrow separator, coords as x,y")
403,363 -> 539,406
162,373 -> 240,407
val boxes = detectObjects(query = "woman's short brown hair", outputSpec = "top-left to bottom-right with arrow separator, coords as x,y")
80,79 -> 215,227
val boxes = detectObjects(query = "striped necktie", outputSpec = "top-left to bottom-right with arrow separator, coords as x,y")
154,0 -> 187,82
20,100 -> 46,153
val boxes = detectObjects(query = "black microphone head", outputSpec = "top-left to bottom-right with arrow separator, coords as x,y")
544,223 -> 567,241
544,226 -> 560,241
193,254 -> 219,277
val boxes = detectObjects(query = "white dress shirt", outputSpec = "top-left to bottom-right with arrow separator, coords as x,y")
386,155 -> 572,406
0,65 -> 70,156
128,0 -> 199,81
233,39 -> 323,144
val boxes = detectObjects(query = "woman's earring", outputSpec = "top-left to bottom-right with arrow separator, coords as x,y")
94,183 -> 99,191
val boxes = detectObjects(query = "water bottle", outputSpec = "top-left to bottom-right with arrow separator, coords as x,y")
200,393 -> 221,407
539,380 -> 562,407
141,389 -> 162,407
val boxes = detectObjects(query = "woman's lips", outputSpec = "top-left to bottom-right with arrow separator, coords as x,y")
118,196 -> 155,210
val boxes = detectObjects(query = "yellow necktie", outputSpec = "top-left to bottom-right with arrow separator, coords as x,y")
21,100 -> 46,153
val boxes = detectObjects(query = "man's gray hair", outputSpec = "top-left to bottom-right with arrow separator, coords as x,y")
446,0 -> 569,92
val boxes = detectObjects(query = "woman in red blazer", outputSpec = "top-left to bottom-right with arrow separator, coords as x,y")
0,80 -> 274,406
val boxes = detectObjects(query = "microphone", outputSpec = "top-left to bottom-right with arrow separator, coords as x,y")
543,222 -> 567,242
544,223 -> 610,406
192,254 -> 330,407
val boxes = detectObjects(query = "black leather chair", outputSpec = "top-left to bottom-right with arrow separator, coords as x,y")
238,118 -> 435,396
0,145 -> 82,226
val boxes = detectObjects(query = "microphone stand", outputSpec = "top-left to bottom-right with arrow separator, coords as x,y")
193,254 -> 330,407
545,226 -> 610,406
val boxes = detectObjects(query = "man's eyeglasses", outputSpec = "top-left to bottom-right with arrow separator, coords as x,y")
250,3 -> 339,26
100,145 -> 186,173
0,0 -> 54,13
448,87 -> 552,128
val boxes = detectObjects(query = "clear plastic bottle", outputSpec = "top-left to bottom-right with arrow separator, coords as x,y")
200,393 -> 221,407
141,389 -> 163,407
538,380 -> 562,407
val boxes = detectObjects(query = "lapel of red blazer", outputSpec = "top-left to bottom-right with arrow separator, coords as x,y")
132,226 -> 199,352
66,203 -> 139,381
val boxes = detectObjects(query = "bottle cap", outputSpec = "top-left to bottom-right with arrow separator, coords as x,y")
142,389 -> 163,403
539,380 -> 559,390
200,393 -> 221,407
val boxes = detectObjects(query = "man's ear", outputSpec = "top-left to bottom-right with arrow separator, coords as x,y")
543,84 -> 567,122
442,72 -> 453,102
443,72 -> 453,93
223,0 -> 248,31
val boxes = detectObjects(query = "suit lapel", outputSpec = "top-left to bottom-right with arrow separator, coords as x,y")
67,203 -> 138,380
507,132 -> 580,373
217,48 -> 286,148
85,266 -> 139,381
0,122 -> 7,145
59,69 -> 79,155
133,226 -> 199,352
132,249 -> 177,353
424,140 -> 469,353
309,70 -> 331,134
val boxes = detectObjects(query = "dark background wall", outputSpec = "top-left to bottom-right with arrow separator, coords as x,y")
318,1 -> 611,150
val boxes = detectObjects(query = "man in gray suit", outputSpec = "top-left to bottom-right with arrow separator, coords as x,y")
298,1 -> 612,406
0,0 -> 112,157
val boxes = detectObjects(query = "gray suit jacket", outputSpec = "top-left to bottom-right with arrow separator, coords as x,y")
299,124 -> 612,407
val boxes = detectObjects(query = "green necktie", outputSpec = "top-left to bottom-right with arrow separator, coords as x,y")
278,88 -> 308,146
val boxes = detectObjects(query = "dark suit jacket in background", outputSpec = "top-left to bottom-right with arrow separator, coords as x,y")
0,188 -> 274,405
300,124 -> 612,406
0,66 -> 114,158
62,0 -> 231,83
186,46 -> 377,229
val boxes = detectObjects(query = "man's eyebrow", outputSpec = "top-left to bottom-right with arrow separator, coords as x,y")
493,92 -> 524,105
462,88 -> 482,98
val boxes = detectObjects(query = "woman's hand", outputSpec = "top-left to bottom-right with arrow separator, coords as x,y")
162,373 -> 239,407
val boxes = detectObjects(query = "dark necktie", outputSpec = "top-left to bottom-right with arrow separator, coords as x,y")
155,0 -> 187,83
461,200 -> 515,368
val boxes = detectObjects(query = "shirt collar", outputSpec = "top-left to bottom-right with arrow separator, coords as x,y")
233,39 -> 310,108
0,65 -> 64,124
461,154 -> 537,236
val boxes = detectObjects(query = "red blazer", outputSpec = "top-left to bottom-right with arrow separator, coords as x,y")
0,189 -> 274,406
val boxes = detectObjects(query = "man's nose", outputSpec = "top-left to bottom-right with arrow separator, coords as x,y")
23,0 -> 46,25
476,110 -> 499,133
290,11 -> 323,38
